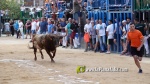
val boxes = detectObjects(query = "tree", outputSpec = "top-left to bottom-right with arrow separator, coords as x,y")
0,0 -> 21,19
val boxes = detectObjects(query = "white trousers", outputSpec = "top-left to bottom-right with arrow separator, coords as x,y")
62,33 -> 67,47
19,28 -> 24,39
73,36 -> 80,48
144,36 -> 149,54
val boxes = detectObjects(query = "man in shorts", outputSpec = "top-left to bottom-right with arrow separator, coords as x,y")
125,23 -> 144,73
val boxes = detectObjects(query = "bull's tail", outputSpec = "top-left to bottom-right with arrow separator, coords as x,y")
28,42 -> 34,49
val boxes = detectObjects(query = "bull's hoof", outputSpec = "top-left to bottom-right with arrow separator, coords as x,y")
34,58 -> 37,61
41,56 -> 44,59
51,60 -> 55,63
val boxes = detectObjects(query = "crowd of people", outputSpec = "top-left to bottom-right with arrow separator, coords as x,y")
1,0 -> 150,56
3,17 -> 150,56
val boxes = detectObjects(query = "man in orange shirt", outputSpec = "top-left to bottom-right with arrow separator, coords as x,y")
125,23 -> 144,73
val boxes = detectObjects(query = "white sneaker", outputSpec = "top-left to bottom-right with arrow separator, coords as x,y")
106,51 -> 111,54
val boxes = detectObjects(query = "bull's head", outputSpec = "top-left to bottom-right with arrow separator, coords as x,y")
53,35 -> 63,47
45,34 -> 63,47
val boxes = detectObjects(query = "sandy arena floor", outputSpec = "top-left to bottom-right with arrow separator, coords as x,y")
0,36 -> 150,84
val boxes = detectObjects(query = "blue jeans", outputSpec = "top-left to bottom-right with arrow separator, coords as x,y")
40,31 -> 46,34
99,35 -> 106,51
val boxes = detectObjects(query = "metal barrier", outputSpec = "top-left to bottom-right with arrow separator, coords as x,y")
87,0 -> 132,11
88,10 -> 132,53
134,0 -> 150,11
108,11 -> 132,52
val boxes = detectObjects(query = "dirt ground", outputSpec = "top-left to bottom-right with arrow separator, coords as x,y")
0,36 -> 150,84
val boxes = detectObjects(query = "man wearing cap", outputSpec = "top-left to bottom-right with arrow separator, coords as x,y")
121,20 -> 130,54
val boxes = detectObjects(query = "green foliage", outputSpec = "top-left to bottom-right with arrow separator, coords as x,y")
0,0 -> 21,19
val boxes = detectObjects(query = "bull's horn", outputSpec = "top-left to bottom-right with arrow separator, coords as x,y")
28,43 -> 34,49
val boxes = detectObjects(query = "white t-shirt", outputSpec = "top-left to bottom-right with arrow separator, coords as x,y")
84,23 -> 92,35
36,7 -> 41,12
19,22 -> 24,29
106,24 -> 114,39
36,21 -> 41,34
4,22 -> 10,31
123,25 -> 130,38
31,21 -> 37,30
20,7 -> 25,11
96,23 -> 106,36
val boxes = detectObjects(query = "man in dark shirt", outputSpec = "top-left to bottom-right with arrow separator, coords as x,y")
134,18 -> 146,36
40,17 -> 48,34
70,19 -> 79,48
134,18 -> 149,55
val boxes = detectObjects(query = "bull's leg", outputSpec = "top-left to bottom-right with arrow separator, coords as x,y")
34,47 -> 37,61
52,49 -> 56,59
46,50 -> 55,63
39,50 -> 44,59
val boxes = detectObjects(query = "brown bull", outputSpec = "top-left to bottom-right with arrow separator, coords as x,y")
28,34 -> 62,63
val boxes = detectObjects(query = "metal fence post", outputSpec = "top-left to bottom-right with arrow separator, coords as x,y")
0,9 -> 1,37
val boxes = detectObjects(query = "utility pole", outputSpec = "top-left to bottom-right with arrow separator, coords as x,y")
0,9 -> 1,37
34,0 -> 36,7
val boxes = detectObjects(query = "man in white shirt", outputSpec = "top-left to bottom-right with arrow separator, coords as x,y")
106,20 -> 114,54
31,19 -> 37,34
96,19 -> 106,52
36,18 -> 41,34
18,20 -> 24,39
121,20 -> 129,54
84,19 -> 92,52
31,19 -> 37,41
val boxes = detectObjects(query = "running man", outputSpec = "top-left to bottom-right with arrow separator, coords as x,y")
125,23 -> 144,73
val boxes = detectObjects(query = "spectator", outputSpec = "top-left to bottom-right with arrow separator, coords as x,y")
121,20 -> 129,54
113,19 -> 122,52
9,20 -> 14,36
96,19 -> 107,52
36,18 -> 41,34
31,19 -> 37,39
70,19 -> 79,48
4,21 -> 10,36
40,17 -> 48,34
134,18 -> 149,56
94,20 -> 99,52
84,19 -> 92,52
25,20 -> 31,39
91,21 -> 96,50
73,0 -> 82,23
126,18 -> 131,55
18,20 -> 24,39
59,18 -> 67,46
47,21 -> 54,34
66,18 -> 72,48
13,20 -> 19,37
106,20 -> 114,54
